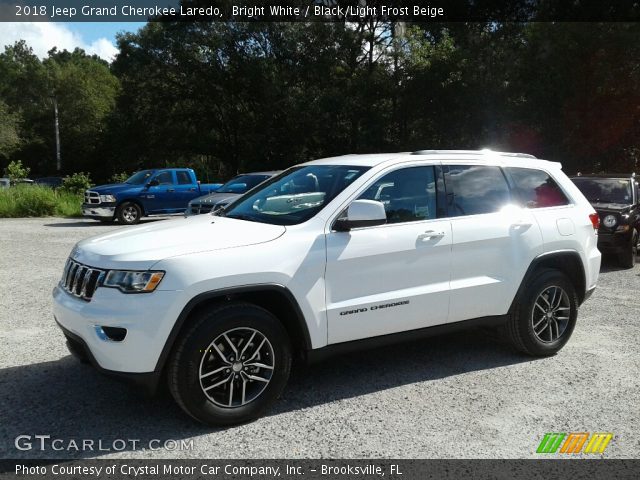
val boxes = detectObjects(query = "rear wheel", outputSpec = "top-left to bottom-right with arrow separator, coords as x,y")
167,303 -> 291,426
618,229 -> 638,269
506,269 -> 578,356
116,201 -> 142,225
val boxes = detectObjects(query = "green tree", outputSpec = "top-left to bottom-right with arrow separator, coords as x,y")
0,42 -> 119,177
4,160 -> 30,183
44,47 -> 120,175
0,99 -> 21,160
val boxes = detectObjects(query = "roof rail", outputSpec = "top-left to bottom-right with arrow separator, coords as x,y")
410,149 -> 537,159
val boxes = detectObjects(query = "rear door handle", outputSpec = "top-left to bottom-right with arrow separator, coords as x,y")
417,230 -> 445,241
167,188 -> 175,192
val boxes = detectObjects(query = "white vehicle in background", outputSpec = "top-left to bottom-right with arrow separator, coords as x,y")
53,150 -> 601,426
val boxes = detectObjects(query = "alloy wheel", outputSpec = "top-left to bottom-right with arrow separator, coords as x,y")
199,327 -> 275,408
531,286 -> 571,343
122,206 -> 138,222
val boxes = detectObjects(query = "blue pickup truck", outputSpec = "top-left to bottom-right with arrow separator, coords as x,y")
82,168 -> 222,225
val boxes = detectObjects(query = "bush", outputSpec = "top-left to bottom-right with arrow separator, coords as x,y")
0,185 -> 55,216
109,171 -> 129,183
54,190 -> 83,217
61,172 -> 92,194
4,160 -> 30,184
0,185 -> 82,218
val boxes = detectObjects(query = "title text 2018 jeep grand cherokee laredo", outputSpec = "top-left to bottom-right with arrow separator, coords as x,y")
53,150 -> 601,426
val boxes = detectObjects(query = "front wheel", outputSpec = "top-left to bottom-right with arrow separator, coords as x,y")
167,303 -> 292,426
506,269 -> 578,356
116,202 -> 142,225
618,229 -> 638,269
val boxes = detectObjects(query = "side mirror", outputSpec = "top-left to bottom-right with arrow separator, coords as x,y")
334,200 -> 387,231
146,179 -> 159,188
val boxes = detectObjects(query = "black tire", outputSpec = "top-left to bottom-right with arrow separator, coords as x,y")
116,201 -> 142,225
506,269 -> 578,356
618,229 -> 638,269
167,303 -> 292,426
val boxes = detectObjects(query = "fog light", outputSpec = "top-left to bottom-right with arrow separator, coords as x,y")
95,326 -> 127,342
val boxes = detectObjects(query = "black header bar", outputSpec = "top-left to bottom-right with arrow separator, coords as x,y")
2,0 -> 640,22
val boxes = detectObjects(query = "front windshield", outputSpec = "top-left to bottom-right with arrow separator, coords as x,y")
573,178 -> 632,204
125,170 -> 155,185
217,174 -> 270,193
222,165 -> 370,225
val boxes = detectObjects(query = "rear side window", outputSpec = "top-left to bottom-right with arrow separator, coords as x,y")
507,167 -> 570,208
446,165 -> 511,216
176,171 -> 192,185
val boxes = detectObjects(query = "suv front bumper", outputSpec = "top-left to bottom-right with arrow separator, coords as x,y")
597,231 -> 631,254
53,284 -> 185,391
56,320 -> 161,394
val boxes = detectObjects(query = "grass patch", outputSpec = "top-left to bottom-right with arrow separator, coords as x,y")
0,185 -> 82,218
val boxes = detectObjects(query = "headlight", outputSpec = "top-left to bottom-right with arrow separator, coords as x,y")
99,194 -> 116,203
103,270 -> 164,293
602,214 -> 617,228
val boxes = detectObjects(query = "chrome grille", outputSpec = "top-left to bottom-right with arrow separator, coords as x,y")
60,258 -> 105,301
190,204 -> 213,215
84,190 -> 100,204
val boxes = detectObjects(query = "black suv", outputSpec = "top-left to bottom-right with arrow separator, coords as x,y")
571,174 -> 639,268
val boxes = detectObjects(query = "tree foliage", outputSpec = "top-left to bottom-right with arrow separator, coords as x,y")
4,160 -> 30,183
1,21 -> 639,182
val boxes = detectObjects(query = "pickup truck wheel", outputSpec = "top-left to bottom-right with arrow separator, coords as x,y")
116,202 -> 141,225
618,229 -> 637,269
167,303 -> 292,426
506,269 -> 578,356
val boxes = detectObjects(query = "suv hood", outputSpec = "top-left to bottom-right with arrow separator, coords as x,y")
72,215 -> 286,269
191,191 -> 241,205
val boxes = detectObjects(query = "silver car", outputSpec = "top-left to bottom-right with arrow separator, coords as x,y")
185,171 -> 280,216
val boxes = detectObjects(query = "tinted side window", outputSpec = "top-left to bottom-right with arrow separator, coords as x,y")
154,171 -> 174,185
446,165 -> 511,216
176,171 -> 192,185
358,166 -> 437,224
507,167 -> 569,208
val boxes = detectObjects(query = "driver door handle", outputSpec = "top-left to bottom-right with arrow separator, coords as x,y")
417,230 -> 445,241
167,188 -> 175,192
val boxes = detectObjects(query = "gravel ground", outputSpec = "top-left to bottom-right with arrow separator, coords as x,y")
0,217 -> 638,459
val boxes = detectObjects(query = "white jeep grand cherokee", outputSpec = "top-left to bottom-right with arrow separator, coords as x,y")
53,150 -> 601,425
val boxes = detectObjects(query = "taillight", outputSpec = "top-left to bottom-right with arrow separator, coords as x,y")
589,213 -> 600,230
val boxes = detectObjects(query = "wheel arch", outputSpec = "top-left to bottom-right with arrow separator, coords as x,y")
511,250 -> 587,310
154,284 -> 312,374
